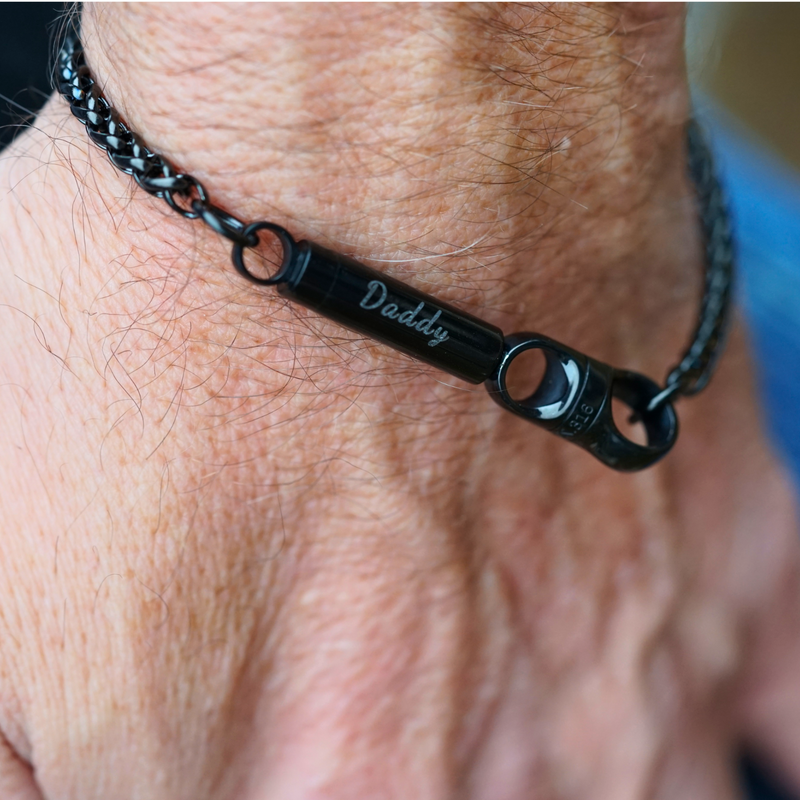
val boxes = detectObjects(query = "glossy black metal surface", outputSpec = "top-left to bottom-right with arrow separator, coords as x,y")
56,29 -> 731,472
234,227 -> 676,469
486,333 -> 678,470
277,240 -> 505,385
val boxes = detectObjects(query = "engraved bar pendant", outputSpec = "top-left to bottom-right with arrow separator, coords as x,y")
277,239 -> 506,385
232,225 -> 679,471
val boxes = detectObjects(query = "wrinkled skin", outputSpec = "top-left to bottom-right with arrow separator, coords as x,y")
0,4 -> 798,799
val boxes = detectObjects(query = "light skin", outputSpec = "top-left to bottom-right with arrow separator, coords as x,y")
0,3 -> 798,798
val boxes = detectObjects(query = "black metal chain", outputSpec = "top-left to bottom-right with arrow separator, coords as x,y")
56,30 -> 734,410
647,121 -> 735,410
56,31 -> 257,249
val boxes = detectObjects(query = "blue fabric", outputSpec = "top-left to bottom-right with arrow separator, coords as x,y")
702,104 -> 800,483
700,105 -> 800,800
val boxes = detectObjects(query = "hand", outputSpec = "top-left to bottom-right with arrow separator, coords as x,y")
0,4 -> 798,798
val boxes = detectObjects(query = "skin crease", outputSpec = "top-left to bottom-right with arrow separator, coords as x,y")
0,2 -> 798,798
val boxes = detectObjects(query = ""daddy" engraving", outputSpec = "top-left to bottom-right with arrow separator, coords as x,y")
359,280 -> 450,347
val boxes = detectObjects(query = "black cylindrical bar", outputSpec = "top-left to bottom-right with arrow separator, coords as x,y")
277,241 -> 505,384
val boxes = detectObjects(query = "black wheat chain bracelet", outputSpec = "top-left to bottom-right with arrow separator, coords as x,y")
57,32 -> 734,472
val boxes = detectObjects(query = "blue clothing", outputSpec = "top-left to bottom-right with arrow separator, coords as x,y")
703,104 -> 800,483
701,103 -> 800,800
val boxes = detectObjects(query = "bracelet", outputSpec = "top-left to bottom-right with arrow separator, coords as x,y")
56,30 -> 734,472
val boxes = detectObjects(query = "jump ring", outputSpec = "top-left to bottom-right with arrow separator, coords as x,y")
231,221 -> 296,286
163,174 -> 209,219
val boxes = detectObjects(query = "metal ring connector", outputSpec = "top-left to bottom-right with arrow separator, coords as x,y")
163,175 -> 208,219
485,333 -> 678,471
230,221 -> 296,286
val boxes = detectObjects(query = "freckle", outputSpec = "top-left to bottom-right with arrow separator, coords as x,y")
125,567 -> 135,580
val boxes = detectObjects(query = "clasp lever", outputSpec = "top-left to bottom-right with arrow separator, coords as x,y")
485,333 -> 679,471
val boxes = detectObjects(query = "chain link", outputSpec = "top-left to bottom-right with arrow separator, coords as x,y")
648,121 -> 735,409
57,29 -> 734,407
57,31 -> 255,248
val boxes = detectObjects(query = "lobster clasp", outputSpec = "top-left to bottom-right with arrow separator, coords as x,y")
485,333 -> 678,471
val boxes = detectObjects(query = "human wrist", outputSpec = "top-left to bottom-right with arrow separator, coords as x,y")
77,2 -> 701,374
3,1 -> 710,486
3,8 -> 800,798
